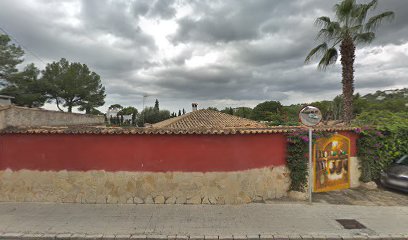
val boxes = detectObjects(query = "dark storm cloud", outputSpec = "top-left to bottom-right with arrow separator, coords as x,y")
145,63 -> 342,102
234,40 -> 308,66
0,0 -> 155,70
170,0 -> 336,44
0,0 -> 407,112
80,1 -> 137,40
154,66 -> 264,100
170,0 -> 287,43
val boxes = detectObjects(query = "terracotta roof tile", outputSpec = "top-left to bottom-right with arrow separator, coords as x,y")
0,125 -> 358,135
152,109 -> 267,129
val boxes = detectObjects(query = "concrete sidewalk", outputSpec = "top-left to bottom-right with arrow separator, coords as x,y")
0,202 -> 407,240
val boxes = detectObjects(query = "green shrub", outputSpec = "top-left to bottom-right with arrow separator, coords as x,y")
286,131 -> 332,192
286,131 -> 309,191
355,111 -> 408,182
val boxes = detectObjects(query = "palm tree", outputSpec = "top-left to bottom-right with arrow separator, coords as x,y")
305,0 -> 394,124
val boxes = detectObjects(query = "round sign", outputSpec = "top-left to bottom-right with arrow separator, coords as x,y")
299,106 -> 322,127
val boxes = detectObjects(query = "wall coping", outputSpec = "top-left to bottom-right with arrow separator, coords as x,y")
0,125 -> 359,135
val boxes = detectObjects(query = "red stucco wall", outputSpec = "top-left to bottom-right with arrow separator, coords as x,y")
338,131 -> 359,156
0,132 -> 358,173
0,134 -> 287,172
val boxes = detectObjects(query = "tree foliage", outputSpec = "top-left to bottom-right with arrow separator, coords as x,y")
0,63 -> 46,107
154,99 -> 159,110
310,96 -> 345,121
41,58 -> 106,112
355,111 -> 408,182
137,107 -> 170,126
234,107 -> 252,119
88,108 -> 103,115
109,104 -> 123,110
282,104 -> 302,125
220,107 -> 234,115
207,107 -> 219,111
354,110 -> 408,131
207,88 -> 406,127
118,106 -> 138,116
0,34 -> 24,86
78,88 -> 105,114
250,101 -> 283,124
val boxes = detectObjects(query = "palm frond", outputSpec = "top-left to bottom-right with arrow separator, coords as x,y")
317,29 -> 332,40
317,21 -> 341,40
315,16 -> 331,27
366,0 -> 378,10
365,11 -> 395,31
354,32 -> 375,44
347,24 -> 363,35
305,43 -> 328,63
334,0 -> 356,23
352,0 -> 378,24
318,48 -> 338,70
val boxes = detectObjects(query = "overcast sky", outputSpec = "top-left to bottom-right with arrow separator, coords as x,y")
0,0 -> 407,113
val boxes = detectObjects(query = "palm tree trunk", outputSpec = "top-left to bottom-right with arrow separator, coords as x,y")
340,34 -> 355,125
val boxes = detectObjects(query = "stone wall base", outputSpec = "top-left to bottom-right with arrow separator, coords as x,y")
0,166 -> 290,204
349,157 -> 361,188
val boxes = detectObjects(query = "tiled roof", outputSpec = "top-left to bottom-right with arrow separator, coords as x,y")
0,125 -> 358,135
152,109 -> 267,129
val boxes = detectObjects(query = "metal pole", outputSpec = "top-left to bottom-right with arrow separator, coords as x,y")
308,127 -> 313,204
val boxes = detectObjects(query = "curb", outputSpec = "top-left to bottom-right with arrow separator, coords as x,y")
0,233 -> 407,240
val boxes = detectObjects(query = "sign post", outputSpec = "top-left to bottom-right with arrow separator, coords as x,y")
299,106 -> 322,204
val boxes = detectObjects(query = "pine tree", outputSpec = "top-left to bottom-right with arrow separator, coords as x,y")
41,58 -> 105,112
182,108 -> 186,115
0,34 -> 24,86
178,110 -> 181,116
154,99 -> 159,111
